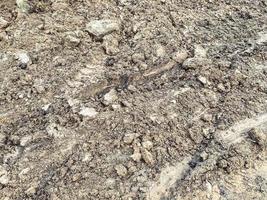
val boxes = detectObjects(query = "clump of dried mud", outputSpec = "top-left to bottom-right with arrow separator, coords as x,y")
0,0 -> 267,200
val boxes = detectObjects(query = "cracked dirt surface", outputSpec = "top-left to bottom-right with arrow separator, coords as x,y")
0,0 -> 267,199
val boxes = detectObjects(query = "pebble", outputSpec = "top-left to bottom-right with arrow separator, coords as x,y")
0,133 -> 6,146
86,19 -> 120,37
131,152 -> 142,162
249,128 -> 266,147
0,17 -> 8,29
123,134 -> 135,144
79,107 -> 98,118
141,148 -> 154,165
103,89 -> 118,105
0,167 -> 9,185
115,164 -> 128,177
42,103 -> 51,112
142,141 -> 153,150
66,34 -> 81,46
197,76 -> 208,85
16,0 -> 30,13
20,135 -> 32,146
172,50 -> 188,64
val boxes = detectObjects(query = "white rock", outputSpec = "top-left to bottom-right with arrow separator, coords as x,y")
79,107 -> 98,117
16,52 -> 30,64
142,141 -> 153,150
197,76 -> 208,85
86,19 -> 120,37
42,103 -> 51,112
103,89 -> 118,105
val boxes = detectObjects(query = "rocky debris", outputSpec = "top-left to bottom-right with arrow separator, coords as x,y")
103,35 -> 120,55
103,89 -> 118,105
0,167 -> 9,185
52,1 -> 69,11
79,107 -> 98,118
197,76 -> 209,85
123,134 -> 135,144
0,17 -> 8,29
217,83 -> 226,92
182,57 -> 212,70
171,50 -> 189,63
20,135 -> 32,146
16,52 -> 30,69
0,133 -> 6,146
194,45 -> 207,57
131,149 -> 142,162
115,164 -> 128,177
86,19 -> 120,37
249,128 -> 266,147
142,141 -> 153,150
141,148 -> 155,165
65,34 -> 81,46
41,103 -> 51,112
16,0 -> 30,13
111,104 -> 121,111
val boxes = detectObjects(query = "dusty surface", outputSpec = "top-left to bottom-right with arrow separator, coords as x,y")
0,0 -> 267,199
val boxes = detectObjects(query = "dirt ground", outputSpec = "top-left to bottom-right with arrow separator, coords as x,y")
0,0 -> 267,199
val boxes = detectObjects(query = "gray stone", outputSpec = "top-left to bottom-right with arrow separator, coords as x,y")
86,19 -> 120,37
79,107 -> 98,118
115,164 -> 128,177
0,17 -> 8,29
103,89 -> 118,105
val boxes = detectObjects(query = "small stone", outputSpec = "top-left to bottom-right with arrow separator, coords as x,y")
142,141 -> 153,150
16,52 -> 30,64
79,107 -> 98,118
0,133 -> 6,146
16,0 -> 30,13
0,17 -> 8,29
72,173 -> 81,181
172,50 -> 188,63
123,134 -> 135,144
20,135 -> 32,146
194,45 -> 207,57
42,103 -> 51,112
131,152 -> 142,162
115,164 -> 128,177
217,83 -> 226,92
86,19 -> 120,37
182,57 -> 211,69
66,35 -> 80,46
141,148 -> 154,165
103,89 -> 118,105
0,167 -> 9,185
121,100 -> 131,107
103,35 -> 120,55
201,113 -> 213,122
156,45 -> 166,57
200,151 -> 209,161
128,85 -> 137,92
249,128 -> 266,147
197,76 -> 208,85
132,52 -> 145,63
111,104 -> 121,111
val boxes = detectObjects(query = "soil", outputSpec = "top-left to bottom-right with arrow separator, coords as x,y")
0,0 -> 267,200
